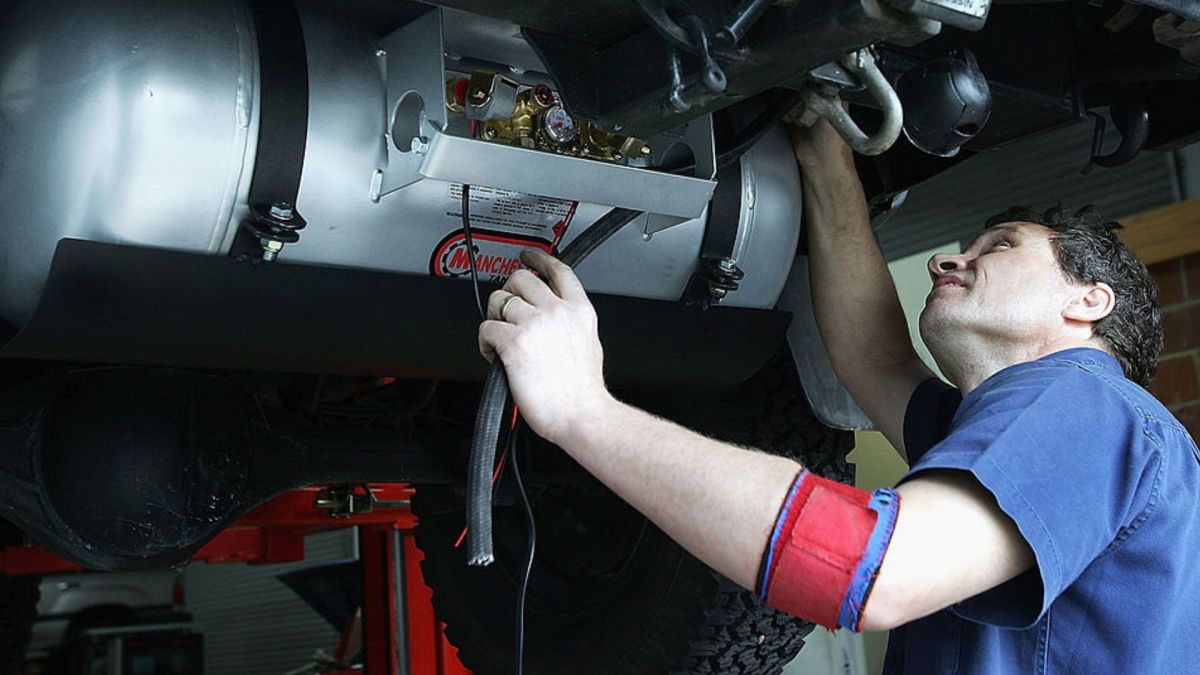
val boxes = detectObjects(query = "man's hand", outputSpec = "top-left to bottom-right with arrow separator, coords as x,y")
786,108 -> 854,172
478,249 -> 614,445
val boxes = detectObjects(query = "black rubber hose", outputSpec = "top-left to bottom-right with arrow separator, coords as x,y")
466,207 -> 643,566
466,362 -> 510,566
558,208 -> 642,268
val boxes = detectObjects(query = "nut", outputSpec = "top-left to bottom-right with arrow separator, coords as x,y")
269,202 -> 295,220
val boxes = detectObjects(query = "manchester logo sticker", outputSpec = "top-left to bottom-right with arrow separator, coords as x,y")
430,184 -> 577,282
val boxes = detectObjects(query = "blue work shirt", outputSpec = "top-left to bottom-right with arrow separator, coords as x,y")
883,348 -> 1200,674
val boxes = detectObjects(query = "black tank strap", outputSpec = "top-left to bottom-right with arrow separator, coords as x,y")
234,0 -> 310,257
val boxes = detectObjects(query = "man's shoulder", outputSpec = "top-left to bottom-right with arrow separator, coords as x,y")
972,348 -> 1146,412
966,348 -> 1189,451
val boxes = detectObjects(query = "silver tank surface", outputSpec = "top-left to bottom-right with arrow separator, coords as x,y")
0,0 -> 801,327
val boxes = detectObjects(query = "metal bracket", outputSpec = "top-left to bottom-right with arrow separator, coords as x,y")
372,8 -> 718,221
644,115 -> 718,233
883,0 -> 991,31
376,10 -> 449,199
794,49 -> 904,157
316,485 -> 378,518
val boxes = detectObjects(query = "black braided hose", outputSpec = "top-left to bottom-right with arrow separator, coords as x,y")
466,207 -> 642,566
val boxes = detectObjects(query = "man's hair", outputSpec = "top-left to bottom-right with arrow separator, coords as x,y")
984,205 -> 1162,387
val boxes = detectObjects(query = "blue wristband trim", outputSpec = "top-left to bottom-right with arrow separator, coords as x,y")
757,469 -> 809,602
836,487 -> 901,631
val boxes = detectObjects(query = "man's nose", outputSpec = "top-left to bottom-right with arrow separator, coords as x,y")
928,252 -> 968,279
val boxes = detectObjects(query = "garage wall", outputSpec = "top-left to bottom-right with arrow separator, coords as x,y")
876,120 -> 1182,262
1146,255 -> 1200,438
183,529 -> 357,675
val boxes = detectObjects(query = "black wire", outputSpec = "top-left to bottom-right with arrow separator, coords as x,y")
460,184 -> 486,319
459,185 -> 536,673
510,420 -> 535,675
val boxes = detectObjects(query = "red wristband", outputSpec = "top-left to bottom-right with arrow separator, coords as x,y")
759,471 -> 899,630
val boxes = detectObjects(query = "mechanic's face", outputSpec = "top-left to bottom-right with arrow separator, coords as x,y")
919,222 -> 1080,353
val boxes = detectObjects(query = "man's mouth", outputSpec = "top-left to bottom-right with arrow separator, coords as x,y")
932,275 -> 967,290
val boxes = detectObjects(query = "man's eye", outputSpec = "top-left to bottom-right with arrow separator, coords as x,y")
990,240 -> 1012,250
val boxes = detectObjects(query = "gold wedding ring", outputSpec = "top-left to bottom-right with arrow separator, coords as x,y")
499,294 -> 520,322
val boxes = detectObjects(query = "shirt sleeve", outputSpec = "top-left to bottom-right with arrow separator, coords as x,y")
900,363 -> 1161,629
902,377 -> 962,466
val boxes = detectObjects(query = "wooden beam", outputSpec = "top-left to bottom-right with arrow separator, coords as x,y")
1120,198 -> 1200,265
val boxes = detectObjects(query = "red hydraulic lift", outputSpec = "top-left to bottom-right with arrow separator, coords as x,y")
0,483 -> 470,675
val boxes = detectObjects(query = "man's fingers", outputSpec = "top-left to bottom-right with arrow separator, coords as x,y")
486,290 -> 532,323
486,290 -> 509,321
504,268 -> 557,308
520,249 -> 587,302
478,319 -> 517,363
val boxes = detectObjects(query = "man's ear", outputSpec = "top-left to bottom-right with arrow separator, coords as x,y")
1063,282 -> 1116,324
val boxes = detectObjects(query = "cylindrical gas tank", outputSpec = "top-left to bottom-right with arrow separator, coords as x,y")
0,0 -> 801,328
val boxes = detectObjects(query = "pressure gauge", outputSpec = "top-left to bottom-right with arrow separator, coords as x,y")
542,105 -> 578,145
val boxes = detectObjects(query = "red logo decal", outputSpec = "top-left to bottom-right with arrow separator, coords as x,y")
430,230 -> 555,280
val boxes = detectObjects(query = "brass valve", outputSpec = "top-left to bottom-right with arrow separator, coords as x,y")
447,74 -> 651,163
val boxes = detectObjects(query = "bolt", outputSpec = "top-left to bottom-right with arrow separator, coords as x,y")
717,257 -> 737,273
483,127 -> 498,140
269,202 -> 295,221
260,238 -> 284,262
410,136 -> 429,154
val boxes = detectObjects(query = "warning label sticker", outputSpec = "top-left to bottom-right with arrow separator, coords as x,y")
430,184 -> 578,281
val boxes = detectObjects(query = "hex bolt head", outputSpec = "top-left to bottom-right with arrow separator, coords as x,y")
410,136 -> 429,154
717,257 -> 737,273
269,202 -> 295,221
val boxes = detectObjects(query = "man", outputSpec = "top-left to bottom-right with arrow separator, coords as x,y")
477,119 -> 1200,673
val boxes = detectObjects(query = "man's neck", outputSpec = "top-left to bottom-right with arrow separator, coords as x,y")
937,336 -> 1104,395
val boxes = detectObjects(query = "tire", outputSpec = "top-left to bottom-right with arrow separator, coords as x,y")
0,573 -> 40,675
412,349 -> 854,675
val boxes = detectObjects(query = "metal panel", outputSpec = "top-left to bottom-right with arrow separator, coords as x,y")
0,0 -> 260,325
415,130 -> 718,219
876,121 -> 1179,260
2,239 -> 790,387
373,7 -> 718,219
183,529 -> 356,675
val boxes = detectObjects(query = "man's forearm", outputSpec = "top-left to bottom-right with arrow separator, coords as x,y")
803,159 -> 916,378
557,396 -> 801,591
801,149 -> 931,448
